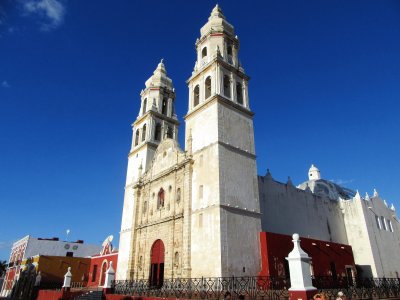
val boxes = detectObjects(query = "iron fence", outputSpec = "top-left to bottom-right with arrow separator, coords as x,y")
312,276 -> 400,299
112,276 -> 290,300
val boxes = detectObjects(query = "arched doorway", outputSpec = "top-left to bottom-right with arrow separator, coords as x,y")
99,260 -> 108,286
150,239 -> 165,287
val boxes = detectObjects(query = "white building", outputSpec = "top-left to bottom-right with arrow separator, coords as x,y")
259,165 -> 400,278
0,235 -> 101,297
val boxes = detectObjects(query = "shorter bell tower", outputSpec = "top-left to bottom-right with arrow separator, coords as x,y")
117,60 -> 179,280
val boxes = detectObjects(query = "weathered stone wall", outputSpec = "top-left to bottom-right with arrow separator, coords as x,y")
258,175 -> 348,245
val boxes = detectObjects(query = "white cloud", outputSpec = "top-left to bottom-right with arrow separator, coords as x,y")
1,81 -> 10,88
21,0 -> 66,31
330,178 -> 354,185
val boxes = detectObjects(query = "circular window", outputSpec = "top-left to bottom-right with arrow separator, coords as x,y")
64,244 -> 70,250
72,245 -> 78,250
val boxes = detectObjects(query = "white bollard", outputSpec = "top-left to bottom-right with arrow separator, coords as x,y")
286,233 -> 317,300
63,267 -> 72,289
103,261 -> 115,289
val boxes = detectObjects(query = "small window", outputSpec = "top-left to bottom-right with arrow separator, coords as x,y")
227,44 -> 233,56
389,220 -> 394,232
202,47 -> 207,58
154,124 -> 161,141
142,124 -> 147,142
381,216 -> 387,231
166,126 -> 173,138
66,252 -> 73,257
376,216 -> 382,230
223,75 -> 231,98
236,82 -> 243,104
92,265 -> 98,282
199,185 -> 203,199
162,98 -> 168,115
143,201 -> 147,213
158,188 -> 165,209
193,85 -> 200,107
142,98 -> 147,115
205,77 -> 211,99
176,188 -> 181,203
135,129 -> 140,146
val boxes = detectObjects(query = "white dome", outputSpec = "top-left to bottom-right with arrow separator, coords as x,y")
308,164 -> 321,180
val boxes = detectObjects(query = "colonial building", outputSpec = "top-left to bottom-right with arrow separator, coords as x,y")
117,4 -> 400,282
259,165 -> 400,278
0,236 -> 101,297
117,5 -> 261,281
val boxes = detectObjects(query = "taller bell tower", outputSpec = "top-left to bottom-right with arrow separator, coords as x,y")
117,60 -> 179,280
186,5 -> 261,277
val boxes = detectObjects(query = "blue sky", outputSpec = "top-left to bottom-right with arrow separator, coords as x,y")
0,0 -> 399,261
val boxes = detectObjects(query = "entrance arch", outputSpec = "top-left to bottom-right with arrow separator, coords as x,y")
150,239 -> 165,287
99,260 -> 108,286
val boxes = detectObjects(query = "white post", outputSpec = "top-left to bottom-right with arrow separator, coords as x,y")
103,262 -> 115,294
286,233 -> 317,300
62,267 -> 72,289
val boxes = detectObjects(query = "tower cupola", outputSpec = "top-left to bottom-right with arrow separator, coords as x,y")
308,164 -> 321,180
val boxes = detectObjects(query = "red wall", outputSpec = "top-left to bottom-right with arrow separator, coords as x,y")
88,252 -> 118,287
259,232 -> 356,277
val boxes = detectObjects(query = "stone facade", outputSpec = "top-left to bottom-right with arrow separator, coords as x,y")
118,5 -> 261,280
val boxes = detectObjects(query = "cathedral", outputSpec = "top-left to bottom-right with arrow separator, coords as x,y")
117,5 -> 400,282
117,5 -> 261,281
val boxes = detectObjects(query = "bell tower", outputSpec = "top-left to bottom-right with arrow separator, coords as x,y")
186,5 -> 261,277
117,60 -> 179,280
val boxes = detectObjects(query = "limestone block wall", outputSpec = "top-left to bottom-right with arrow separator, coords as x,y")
344,195 -> 400,277
258,176 -> 348,245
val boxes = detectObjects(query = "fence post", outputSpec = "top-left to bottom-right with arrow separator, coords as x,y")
103,261 -> 115,294
286,233 -> 317,300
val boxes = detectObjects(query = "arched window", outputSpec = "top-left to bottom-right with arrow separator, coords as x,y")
142,124 -> 147,142
166,126 -> 173,138
202,47 -> 207,58
143,201 -> 147,213
227,44 -> 233,64
193,85 -> 200,107
162,98 -> 168,115
142,98 -> 147,115
176,188 -> 181,203
227,44 -> 233,56
154,124 -> 161,141
157,188 -> 165,209
223,75 -> 231,98
205,76 -> 211,99
236,82 -> 243,105
135,129 -> 140,146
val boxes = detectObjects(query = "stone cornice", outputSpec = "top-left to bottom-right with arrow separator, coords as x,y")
192,204 -> 261,217
127,142 -> 158,158
187,55 -> 249,83
184,94 -> 254,121
135,213 -> 184,230
134,157 -> 193,188
134,110 -> 180,127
